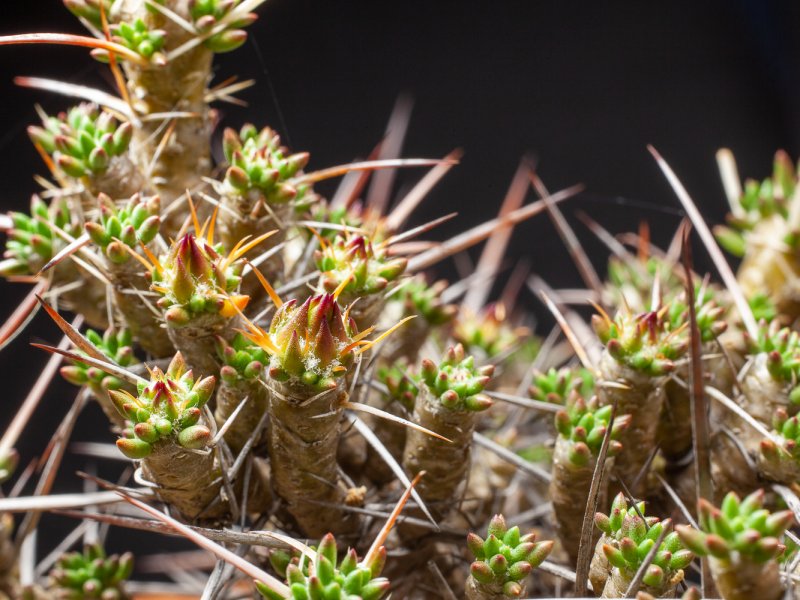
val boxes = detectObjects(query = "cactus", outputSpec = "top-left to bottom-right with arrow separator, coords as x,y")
550,396 -> 630,561
240,293 -> 361,536
529,366 -> 594,405
465,515 -> 553,599
592,305 -> 688,493
60,326 -> 137,424
151,231 -> 252,376
758,408 -> 800,483
381,275 -> 456,362
677,490 -> 794,600
213,333 -> 269,454
257,533 -> 389,600
86,193 -> 173,356
593,493 -> 692,598
109,352 -> 221,518
315,232 -> 407,330
216,124 -> 315,290
48,544 -> 133,600
402,344 -> 493,520
715,150 -> 800,318
28,103 -> 141,198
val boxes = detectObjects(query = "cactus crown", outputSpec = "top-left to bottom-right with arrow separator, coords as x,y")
715,150 -> 800,256
746,319 -> 800,400
667,285 -> 728,344
216,333 -> 269,383
419,344 -> 494,412
316,232 -> 407,298
761,408 -> 800,466
750,292 -> 778,323
305,203 -> 365,238
28,103 -> 133,179
103,19 -> 166,62
466,514 -> 553,599
189,0 -> 258,53
677,490 -> 794,564
454,303 -> 528,358
222,124 -> 312,204
595,493 -> 692,589
554,398 -> 630,466
85,194 -> 160,264
60,327 -> 136,392
64,0 -> 115,28
152,233 -> 248,326
109,353 -> 216,459
377,363 -> 418,411
49,543 -> 133,600
397,276 -> 457,326
606,255 -> 682,313
592,306 -> 688,376
242,293 -> 359,391
529,366 -> 594,405
257,533 -> 389,600
0,196 -> 75,277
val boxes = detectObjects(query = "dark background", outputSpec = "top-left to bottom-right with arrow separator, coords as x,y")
0,0 -> 797,571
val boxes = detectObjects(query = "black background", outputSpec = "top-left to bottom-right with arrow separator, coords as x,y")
0,0 -> 798,569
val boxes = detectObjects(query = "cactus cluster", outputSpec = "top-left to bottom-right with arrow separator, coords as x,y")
7,2 -> 800,598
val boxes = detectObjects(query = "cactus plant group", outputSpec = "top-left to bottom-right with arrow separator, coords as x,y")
1,3 -> 800,600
